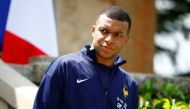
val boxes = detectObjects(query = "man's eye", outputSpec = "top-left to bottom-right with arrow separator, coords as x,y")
115,33 -> 122,37
99,28 -> 108,34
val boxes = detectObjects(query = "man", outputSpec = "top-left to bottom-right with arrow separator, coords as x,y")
33,6 -> 138,109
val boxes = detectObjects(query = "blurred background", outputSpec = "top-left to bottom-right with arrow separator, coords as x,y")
0,0 -> 190,109
1,0 -> 190,77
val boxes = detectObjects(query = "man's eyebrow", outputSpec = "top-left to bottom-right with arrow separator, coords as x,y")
115,31 -> 124,34
98,26 -> 124,34
99,25 -> 108,28
112,31 -> 125,35
98,26 -> 109,31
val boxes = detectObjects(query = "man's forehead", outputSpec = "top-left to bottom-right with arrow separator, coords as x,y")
96,15 -> 128,32
96,14 -> 112,23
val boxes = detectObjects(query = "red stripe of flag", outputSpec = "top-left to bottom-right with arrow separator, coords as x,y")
2,31 -> 46,64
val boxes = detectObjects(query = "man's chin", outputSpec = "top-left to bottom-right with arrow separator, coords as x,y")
100,54 -> 115,60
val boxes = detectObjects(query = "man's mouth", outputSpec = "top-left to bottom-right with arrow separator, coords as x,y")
102,46 -> 114,51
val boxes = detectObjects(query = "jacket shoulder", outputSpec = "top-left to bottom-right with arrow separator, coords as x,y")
118,68 -> 138,86
45,51 -> 84,76
58,51 -> 83,62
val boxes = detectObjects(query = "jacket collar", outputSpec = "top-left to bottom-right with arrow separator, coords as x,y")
81,45 -> 126,67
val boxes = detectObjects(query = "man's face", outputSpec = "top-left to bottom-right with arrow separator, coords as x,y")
91,14 -> 129,61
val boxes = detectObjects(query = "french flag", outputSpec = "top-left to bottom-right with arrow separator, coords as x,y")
0,0 -> 58,64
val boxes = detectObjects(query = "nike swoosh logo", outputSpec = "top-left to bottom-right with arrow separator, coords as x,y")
77,78 -> 89,83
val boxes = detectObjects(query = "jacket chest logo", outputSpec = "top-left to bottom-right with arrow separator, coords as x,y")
76,78 -> 89,83
123,85 -> 128,97
116,85 -> 128,109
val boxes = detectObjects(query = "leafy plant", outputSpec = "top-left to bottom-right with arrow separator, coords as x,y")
138,79 -> 190,109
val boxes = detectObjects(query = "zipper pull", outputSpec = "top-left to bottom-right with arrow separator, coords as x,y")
105,88 -> 108,95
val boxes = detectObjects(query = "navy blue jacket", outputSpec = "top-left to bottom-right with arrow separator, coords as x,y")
33,45 -> 138,109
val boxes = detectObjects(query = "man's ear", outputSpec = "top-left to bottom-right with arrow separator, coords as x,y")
91,25 -> 95,37
125,36 -> 129,43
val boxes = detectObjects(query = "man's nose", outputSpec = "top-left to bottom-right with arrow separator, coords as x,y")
104,34 -> 114,44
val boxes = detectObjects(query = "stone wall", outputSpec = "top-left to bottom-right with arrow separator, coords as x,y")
1,57 -> 190,108
1,56 -> 190,108
9,56 -> 190,92
0,60 -> 38,109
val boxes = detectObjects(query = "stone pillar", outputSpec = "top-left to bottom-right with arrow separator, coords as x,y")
114,0 -> 156,73
54,0 -> 156,73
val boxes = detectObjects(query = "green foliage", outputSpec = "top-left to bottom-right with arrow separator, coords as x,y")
157,0 -> 190,33
139,79 -> 190,109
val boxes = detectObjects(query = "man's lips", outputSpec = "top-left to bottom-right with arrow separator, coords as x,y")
101,46 -> 114,51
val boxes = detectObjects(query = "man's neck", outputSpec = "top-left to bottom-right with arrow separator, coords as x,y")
96,53 -> 114,67
90,45 -> 115,67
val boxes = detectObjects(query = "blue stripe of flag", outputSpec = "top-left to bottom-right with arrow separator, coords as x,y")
0,0 -> 11,51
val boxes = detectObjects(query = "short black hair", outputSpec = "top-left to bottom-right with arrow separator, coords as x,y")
98,6 -> 131,35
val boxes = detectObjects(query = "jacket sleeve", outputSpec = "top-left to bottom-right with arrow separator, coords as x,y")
33,59 -> 66,109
